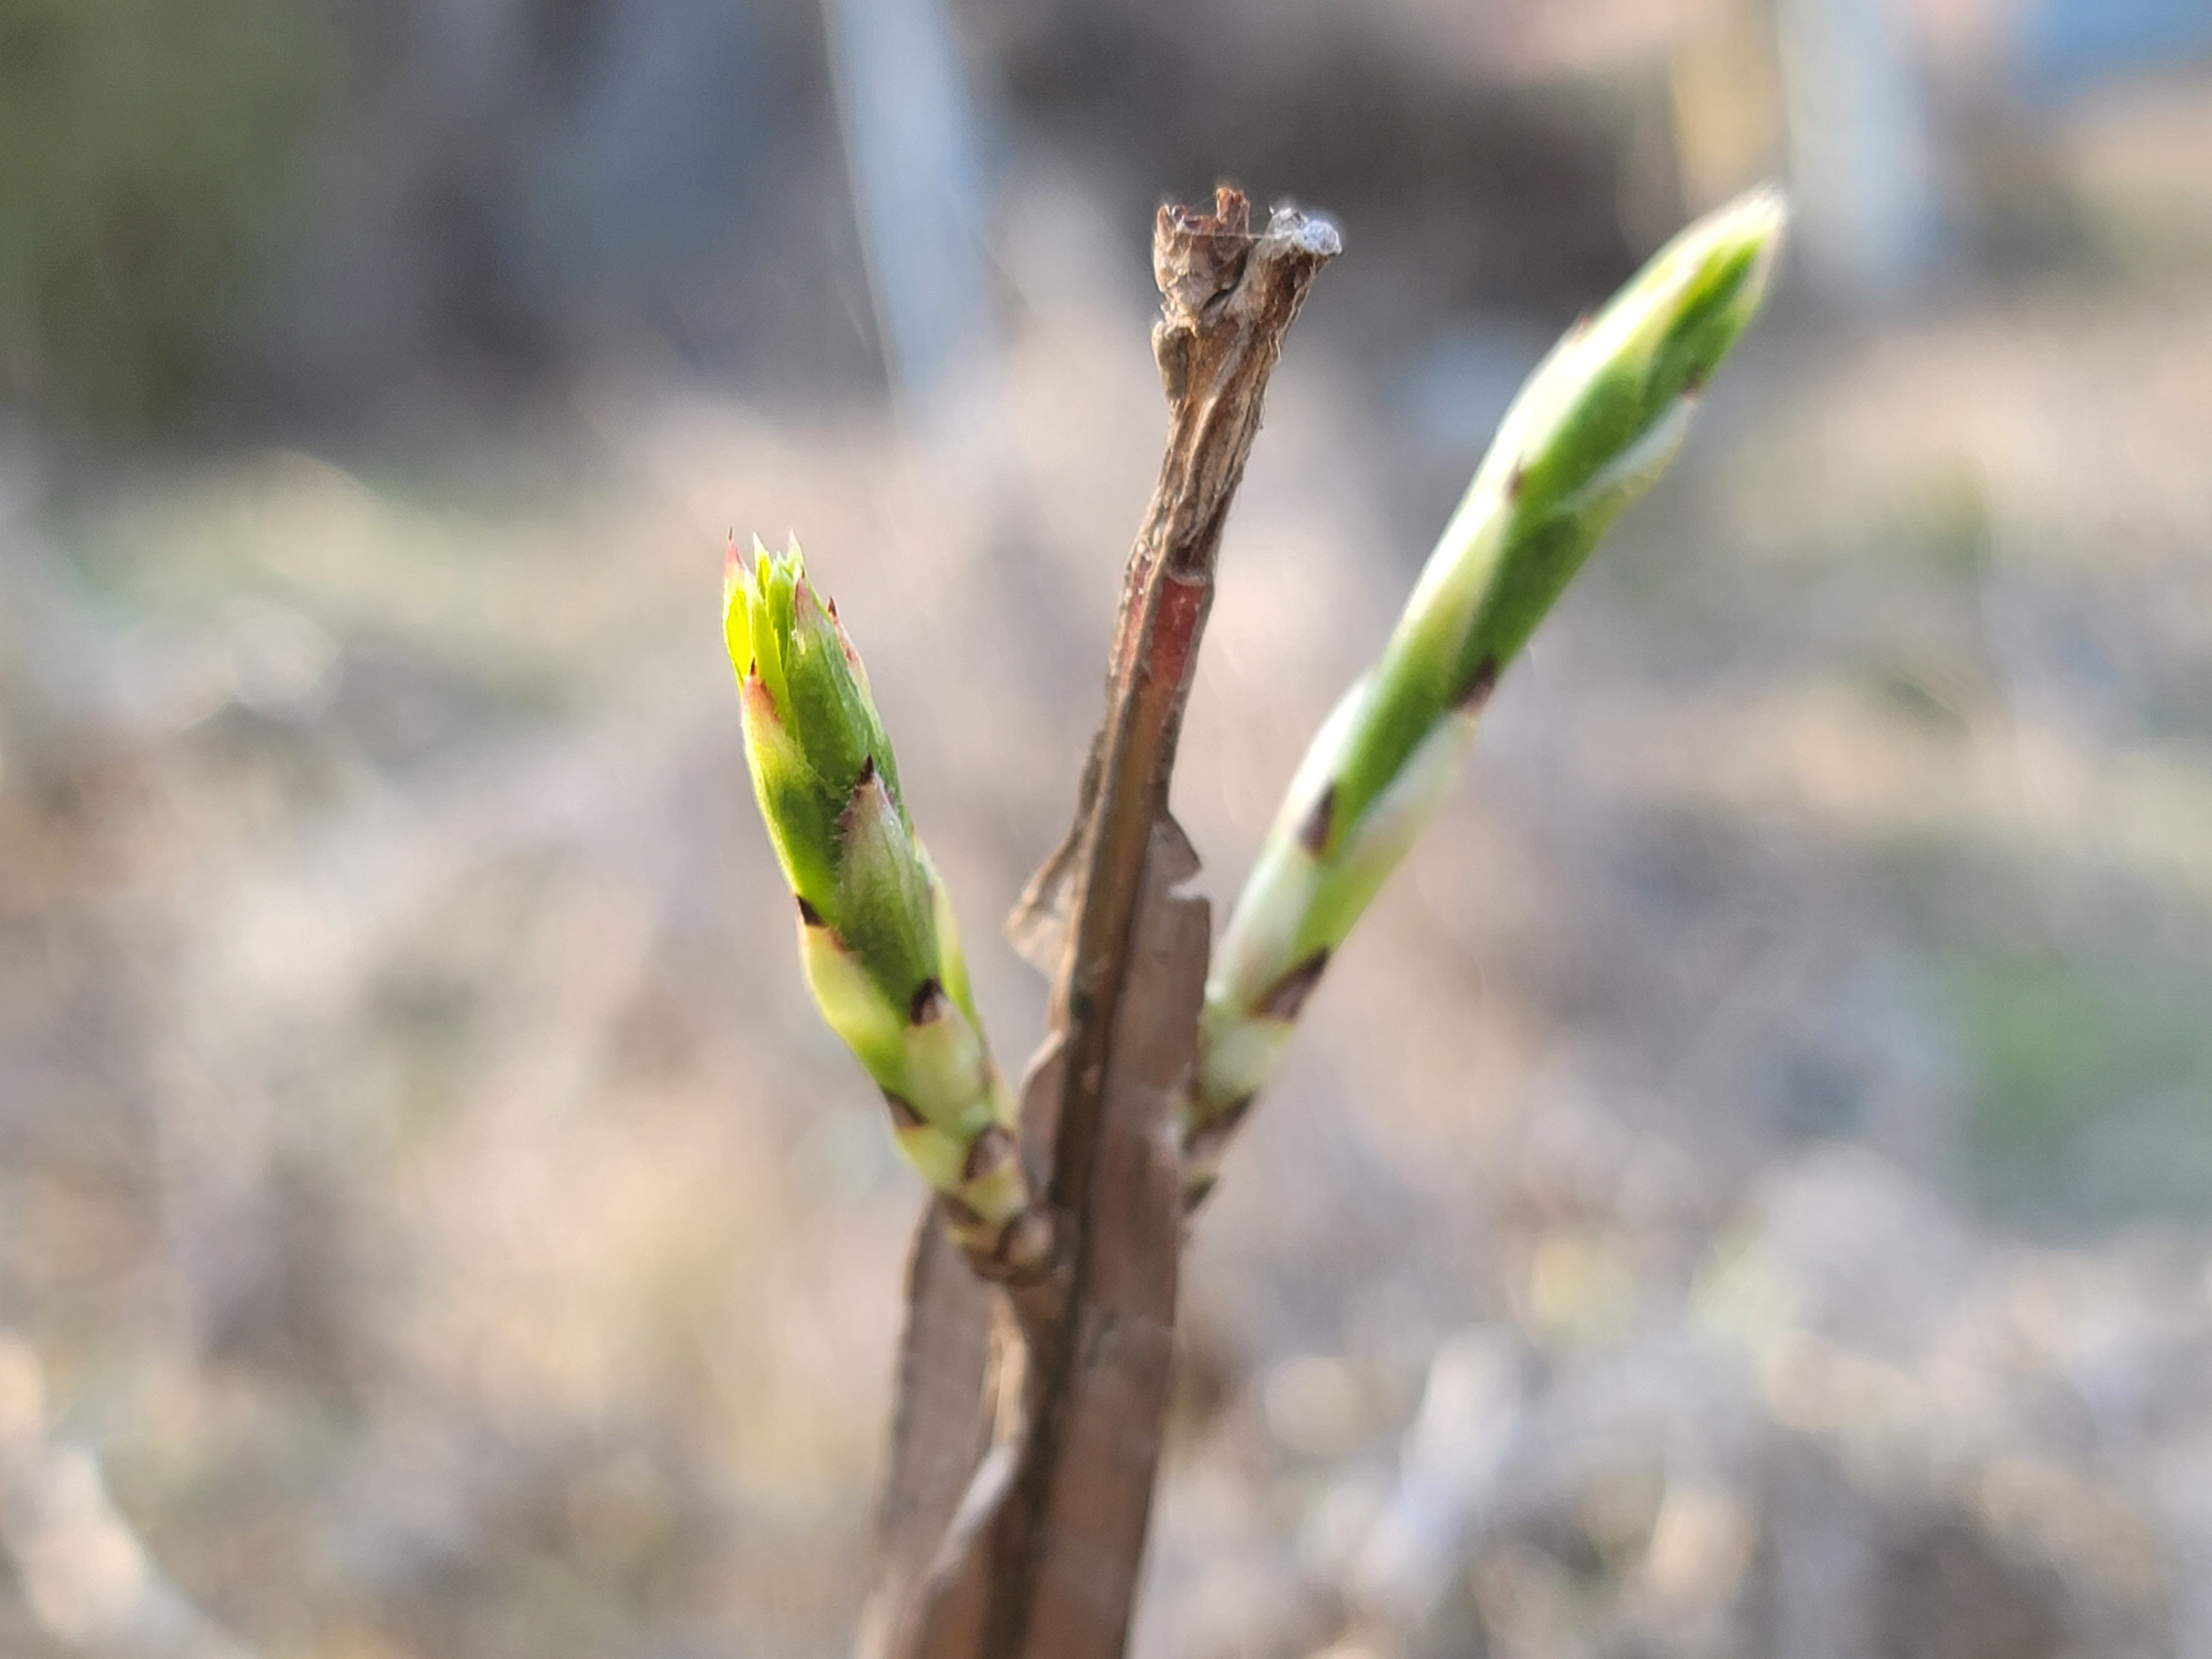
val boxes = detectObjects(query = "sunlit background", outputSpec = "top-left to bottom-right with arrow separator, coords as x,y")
3,1 -> 2211,1654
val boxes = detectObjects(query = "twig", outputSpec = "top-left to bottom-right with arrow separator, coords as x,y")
866,185 -> 1337,1659
1030,188 -> 1340,1218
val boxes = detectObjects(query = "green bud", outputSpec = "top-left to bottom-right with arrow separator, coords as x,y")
797,906 -> 906,1078
1187,190 -> 1789,1193
901,978 -> 990,1131
1331,187 -> 1786,843
725,535 -> 1042,1262
728,540 -> 926,999
834,759 -> 936,1014
740,669 -> 839,911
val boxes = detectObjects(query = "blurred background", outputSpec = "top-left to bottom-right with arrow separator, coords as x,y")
2,0 -> 2210,1653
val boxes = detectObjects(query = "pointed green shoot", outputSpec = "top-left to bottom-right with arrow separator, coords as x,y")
724,536 -> 1045,1271
1187,188 -> 1790,1202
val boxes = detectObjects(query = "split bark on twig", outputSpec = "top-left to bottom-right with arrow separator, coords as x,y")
858,187 -> 1338,1659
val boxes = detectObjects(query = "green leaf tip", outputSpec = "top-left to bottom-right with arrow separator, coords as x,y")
722,530 -> 1039,1251
1489,184 -> 1788,521
1187,189 -> 1788,1193
1328,186 -> 1790,846
726,535 -> 917,952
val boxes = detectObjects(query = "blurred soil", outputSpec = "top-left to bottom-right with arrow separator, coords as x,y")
3,164 -> 2211,1657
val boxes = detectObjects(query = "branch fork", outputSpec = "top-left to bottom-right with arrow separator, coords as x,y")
750,181 -> 1790,1659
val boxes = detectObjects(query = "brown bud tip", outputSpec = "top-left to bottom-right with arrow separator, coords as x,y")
1257,950 -> 1330,1020
963,1124 -> 1015,1182
908,977 -> 948,1026
856,755 -> 878,789
796,894 -> 825,926
1505,462 -> 1527,504
882,1089 -> 925,1131
828,605 -> 866,672
1296,783 -> 1337,857
1453,656 -> 1500,713
997,1208 -> 1055,1274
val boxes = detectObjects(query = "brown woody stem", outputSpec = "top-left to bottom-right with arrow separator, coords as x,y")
979,186 -> 1339,1656
864,186 -> 1336,1659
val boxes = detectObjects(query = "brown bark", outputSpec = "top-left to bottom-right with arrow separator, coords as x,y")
860,187 -> 1338,1659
